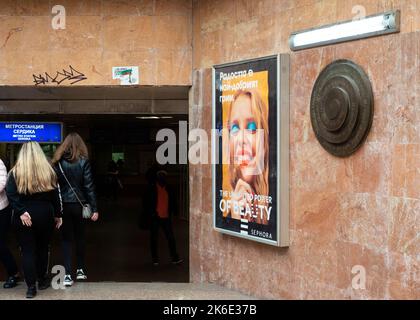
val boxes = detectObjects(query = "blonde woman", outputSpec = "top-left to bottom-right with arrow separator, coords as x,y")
226,89 -> 269,224
6,142 -> 62,299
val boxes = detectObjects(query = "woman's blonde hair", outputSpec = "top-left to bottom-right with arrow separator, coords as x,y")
11,142 -> 57,194
227,89 -> 269,224
52,132 -> 88,164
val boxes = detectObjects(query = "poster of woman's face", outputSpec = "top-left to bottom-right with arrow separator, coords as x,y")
225,88 -> 269,226
213,55 -> 289,247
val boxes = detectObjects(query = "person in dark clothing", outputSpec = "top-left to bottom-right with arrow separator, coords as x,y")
145,161 -> 160,185
6,142 -> 63,299
51,132 -> 98,287
105,160 -> 120,200
0,158 -> 19,289
144,170 -> 182,266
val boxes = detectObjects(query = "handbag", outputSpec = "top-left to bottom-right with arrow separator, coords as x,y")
58,162 -> 93,219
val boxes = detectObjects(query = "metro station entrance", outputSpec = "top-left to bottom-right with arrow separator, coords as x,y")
0,86 -> 190,283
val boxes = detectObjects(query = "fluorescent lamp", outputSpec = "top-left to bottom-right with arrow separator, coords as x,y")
289,10 -> 400,51
135,116 -> 173,120
136,116 -> 160,120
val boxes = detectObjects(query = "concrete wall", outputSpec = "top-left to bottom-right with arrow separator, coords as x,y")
190,0 -> 419,299
0,0 -> 192,86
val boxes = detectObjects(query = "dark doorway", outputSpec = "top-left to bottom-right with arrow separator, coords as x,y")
0,86 -> 190,283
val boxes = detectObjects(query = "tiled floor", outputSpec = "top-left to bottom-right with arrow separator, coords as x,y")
0,282 -> 255,300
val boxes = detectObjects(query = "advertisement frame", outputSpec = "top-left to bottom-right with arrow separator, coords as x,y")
212,54 -> 290,247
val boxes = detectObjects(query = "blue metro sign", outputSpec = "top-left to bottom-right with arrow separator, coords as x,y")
0,122 -> 63,144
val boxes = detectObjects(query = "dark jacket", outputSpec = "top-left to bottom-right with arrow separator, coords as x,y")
55,155 -> 97,212
6,173 -> 63,218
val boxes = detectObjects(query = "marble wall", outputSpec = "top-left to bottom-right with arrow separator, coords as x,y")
190,0 -> 419,299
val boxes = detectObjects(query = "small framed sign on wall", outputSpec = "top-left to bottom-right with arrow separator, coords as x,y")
212,54 -> 290,247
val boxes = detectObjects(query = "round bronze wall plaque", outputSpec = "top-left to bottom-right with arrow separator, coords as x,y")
310,59 -> 374,157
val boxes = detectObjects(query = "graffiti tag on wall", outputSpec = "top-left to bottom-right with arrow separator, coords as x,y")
33,65 -> 87,85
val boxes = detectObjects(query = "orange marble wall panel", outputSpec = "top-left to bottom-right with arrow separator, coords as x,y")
388,197 -> 419,257
201,68 -> 213,108
368,93 -> 393,145
155,0 -> 192,16
21,17 -> 50,50
0,16 -> 25,51
405,144 -> 420,199
352,142 -> 391,194
103,15 -> 154,51
387,251 -> 419,299
197,22 -> 236,67
0,0 -> 19,15
337,193 -> 391,251
391,144 -> 420,199
102,0 -> 154,16
49,16 -> 102,50
15,0 -> 51,16
1,49 -> 50,85
53,0 -> 102,16
155,48 -> 192,85
155,15 -> 191,49
391,144 -> 407,198
0,0 -> 193,86
197,0 -> 235,34
233,15 -> 277,60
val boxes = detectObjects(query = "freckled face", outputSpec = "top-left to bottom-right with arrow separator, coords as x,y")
229,95 -> 258,184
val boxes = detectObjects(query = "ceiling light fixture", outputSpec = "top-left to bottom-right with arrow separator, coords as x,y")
289,10 -> 400,51
136,116 -> 160,120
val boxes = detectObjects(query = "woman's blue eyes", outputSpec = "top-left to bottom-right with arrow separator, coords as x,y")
247,121 -> 257,132
230,121 -> 257,134
230,124 -> 240,134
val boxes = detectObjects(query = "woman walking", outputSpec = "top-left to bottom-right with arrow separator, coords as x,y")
52,132 -> 98,287
0,157 -> 19,289
6,142 -> 63,298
